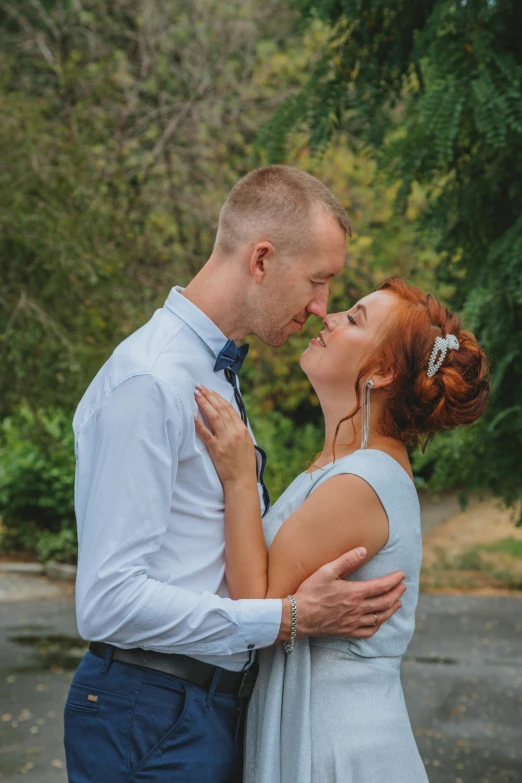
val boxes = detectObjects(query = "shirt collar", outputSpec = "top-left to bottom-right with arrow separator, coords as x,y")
164,286 -> 227,359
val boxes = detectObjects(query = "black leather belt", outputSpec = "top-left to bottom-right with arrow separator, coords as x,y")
88,642 -> 258,699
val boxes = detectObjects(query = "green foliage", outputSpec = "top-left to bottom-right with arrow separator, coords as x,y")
0,0 -> 474,556
0,406 -> 77,563
274,0 -> 522,512
480,538 -> 522,559
0,0 -> 298,419
35,528 -> 78,565
0,1 -> 442,422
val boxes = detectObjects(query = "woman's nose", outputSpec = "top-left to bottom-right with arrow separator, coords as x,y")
323,313 -> 337,331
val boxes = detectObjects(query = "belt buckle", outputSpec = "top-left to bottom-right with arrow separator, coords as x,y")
238,668 -> 258,699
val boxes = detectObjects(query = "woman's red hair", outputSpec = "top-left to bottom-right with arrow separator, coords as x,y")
335,277 -> 490,450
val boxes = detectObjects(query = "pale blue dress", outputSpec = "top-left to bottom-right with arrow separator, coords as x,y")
244,449 -> 429,783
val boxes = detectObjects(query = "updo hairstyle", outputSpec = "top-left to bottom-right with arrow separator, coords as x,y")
336,276 -> 490,449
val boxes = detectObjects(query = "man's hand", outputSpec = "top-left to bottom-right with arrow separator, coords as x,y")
276,547 -> 406,642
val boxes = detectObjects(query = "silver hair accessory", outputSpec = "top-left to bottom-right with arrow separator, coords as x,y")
361,379 -> 374,450
427,334 -> 460,378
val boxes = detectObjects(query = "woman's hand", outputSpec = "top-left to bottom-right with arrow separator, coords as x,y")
194,385 -> 257,487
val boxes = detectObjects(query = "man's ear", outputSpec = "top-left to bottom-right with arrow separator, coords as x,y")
249,241 -> 274,283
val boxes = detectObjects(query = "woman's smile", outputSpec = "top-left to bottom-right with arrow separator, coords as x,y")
311,331 -> 327,348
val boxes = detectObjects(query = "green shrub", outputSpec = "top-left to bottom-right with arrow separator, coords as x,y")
0,405 -> 77,563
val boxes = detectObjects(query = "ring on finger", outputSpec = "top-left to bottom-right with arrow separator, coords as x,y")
373,613 -> 379,627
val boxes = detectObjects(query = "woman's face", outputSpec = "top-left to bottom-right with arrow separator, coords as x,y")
300,290 -> 397,389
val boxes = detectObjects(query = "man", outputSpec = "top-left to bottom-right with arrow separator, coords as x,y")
64,165 -> 406,782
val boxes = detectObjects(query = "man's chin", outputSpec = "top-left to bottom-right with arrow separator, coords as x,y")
276,322 -> 304,346
257,321 -> 305,347
265,333 -> 290,348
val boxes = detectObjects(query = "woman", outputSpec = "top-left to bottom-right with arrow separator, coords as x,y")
194,277 -> 489,782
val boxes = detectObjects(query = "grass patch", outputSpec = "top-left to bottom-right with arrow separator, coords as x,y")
478,538 -> 522,558
421,540 -> 522,593
438,549 -> 483,571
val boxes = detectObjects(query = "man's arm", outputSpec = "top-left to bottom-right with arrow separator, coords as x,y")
279,549 -> 406,642
74,373 -> 282,655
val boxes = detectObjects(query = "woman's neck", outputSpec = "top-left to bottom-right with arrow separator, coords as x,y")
318,386 -> 377,456
313,386 -> 410,473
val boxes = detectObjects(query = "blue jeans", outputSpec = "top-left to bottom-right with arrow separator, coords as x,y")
64,650 -> 246,782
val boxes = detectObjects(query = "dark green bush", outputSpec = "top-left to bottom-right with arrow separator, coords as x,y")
0,406 -> 77,563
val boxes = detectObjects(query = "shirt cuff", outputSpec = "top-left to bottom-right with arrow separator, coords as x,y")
236,598 -> 282,649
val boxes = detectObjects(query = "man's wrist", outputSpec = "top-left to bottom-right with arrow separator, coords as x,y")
275,597 -> 292,642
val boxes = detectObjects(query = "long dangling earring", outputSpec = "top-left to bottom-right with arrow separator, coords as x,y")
361,379 -> 374,450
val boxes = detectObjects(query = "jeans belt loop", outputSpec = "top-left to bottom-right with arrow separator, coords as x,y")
99,643 -> 114,675
206,666 -> 222,707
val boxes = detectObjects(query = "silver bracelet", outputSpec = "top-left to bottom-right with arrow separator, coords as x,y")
283,595 -> 297,654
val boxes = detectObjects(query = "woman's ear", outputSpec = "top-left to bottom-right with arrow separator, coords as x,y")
372,365 -> 395,391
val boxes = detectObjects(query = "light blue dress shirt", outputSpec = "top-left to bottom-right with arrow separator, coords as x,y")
73,286 -> 282,671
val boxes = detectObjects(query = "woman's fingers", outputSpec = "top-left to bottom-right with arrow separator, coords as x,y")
196,386 -> 247,433
197,385 -> 242,427
194,385 -> 257,486
194,414 -> 215,443
194,387 -> 228,436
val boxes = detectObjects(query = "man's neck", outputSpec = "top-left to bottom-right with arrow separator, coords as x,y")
182,258 -> 249,341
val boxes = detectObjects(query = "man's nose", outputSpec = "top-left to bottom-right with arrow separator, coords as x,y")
306,286 -> 329,319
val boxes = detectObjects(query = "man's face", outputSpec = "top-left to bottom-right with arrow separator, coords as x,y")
251,210 -> 347,347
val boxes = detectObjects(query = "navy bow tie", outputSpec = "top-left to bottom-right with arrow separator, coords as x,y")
214,340 -> 249,375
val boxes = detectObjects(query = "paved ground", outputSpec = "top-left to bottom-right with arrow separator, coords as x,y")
0,573 -> 520,782
0,595 -> 78,782
404,595 -> 522,783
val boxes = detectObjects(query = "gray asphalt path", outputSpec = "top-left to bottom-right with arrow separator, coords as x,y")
0,597 -> 78,782
404,595 -> 522,783
0,576 -> 521,783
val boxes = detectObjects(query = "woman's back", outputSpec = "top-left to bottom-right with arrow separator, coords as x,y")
245,449 -> 428,783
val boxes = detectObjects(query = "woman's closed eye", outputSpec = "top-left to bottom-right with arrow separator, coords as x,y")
347,314 -> 358,325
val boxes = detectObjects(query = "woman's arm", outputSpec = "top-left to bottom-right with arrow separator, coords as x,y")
264,474 -> 388,598
223,475 -> 268,599
194,387 -> 388,600
195,386 -> 268,598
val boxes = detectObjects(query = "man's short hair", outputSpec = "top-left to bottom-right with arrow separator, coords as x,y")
214,165 -> 351,258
